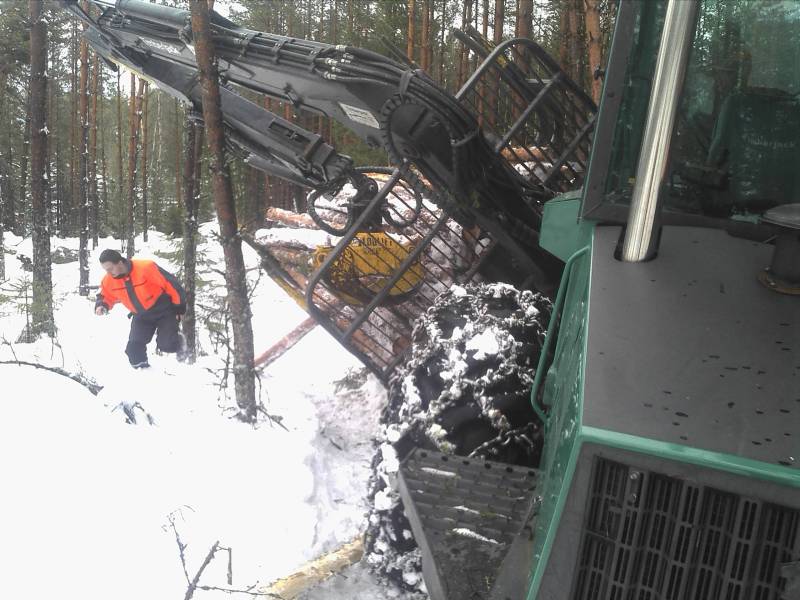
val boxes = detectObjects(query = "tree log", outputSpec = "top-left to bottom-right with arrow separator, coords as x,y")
261,538 -> 363,599
253,317 -> 317,369
265,207 -> 318,230
501,145 -> 547,163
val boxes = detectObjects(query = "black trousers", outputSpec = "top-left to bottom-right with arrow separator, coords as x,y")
125,297 -> 180,365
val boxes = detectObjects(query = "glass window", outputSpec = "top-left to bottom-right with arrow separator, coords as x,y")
603,0 -> 800,221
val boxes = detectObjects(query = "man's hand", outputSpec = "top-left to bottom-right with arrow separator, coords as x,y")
95,306 -> 108,316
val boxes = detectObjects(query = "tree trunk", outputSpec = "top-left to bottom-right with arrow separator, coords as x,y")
125,73 -> 144,258
191,1 -> 257,421
457,1 -> 471,89
69,20 -> 78,233
54,90 -> 61,236
493,0 -> 504,44
150,93 -> 162,230
568,0 -> 582,84
559,0 -> 570,72
486,0 -> 504,127
517,0 -> 533,39
182,118 -> 203,365
583,0 -> 602,103
78,0 -> 90,296
439,0 -> 447,84
100,117 -> 110,236
2,69 -> 16,235
46,46 -> 55,235
347,0 -> 353,41
89,54 -> 99,248
515,0 -> 533,73
116,70 -> 124,240
0,78 -> 4,279
19,104 -> 30,234
28,0 -> 55,337
0,194 -> 4,280
421,0 -> 430,72
141,83 -> 149,242
407,0 -> 416,63
174,98 -> 182,211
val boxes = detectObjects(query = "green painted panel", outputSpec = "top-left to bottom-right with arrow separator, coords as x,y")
526,239 -> 593,599
580,426 -> 800,489
524,225 -> 800,598
539,192 -> 594,262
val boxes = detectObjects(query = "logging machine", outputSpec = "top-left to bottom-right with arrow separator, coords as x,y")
61,1 -> 799,598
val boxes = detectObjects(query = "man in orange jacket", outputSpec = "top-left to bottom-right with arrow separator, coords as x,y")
95,249 -> 187,369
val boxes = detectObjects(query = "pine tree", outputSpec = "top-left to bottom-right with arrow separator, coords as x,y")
190,0 -> 258,421
28,0 -> 55,338
181,118 -> 203,365
77,0 -> 90,295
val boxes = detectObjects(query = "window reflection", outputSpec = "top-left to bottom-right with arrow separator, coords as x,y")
668,0 -> 800,218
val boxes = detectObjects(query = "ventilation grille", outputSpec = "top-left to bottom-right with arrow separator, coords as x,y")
572,458 -> 800,600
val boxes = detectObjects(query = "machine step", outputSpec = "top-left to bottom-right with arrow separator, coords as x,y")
397,448 -> 540,600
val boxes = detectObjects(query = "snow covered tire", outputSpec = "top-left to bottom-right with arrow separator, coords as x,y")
364,283 -> 552,594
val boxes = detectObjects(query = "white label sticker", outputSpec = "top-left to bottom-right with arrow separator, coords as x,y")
339,102 -> 380,129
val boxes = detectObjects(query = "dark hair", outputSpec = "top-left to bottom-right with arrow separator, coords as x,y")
99,249 -> 124,264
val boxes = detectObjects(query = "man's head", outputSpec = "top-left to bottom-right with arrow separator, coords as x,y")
99,249 -> 129,277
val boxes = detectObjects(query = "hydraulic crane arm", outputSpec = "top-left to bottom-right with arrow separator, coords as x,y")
60,0 -> 355,190
59,0 -> 545,235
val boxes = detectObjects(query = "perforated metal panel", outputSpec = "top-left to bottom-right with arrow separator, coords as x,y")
572,458 -> 800,600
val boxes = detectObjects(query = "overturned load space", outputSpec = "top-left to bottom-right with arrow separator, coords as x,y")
304,163 -> 487,379
397,449 -> 540,600
304,35 -> 596,381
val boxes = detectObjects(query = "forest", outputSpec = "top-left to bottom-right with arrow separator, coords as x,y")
0,0 -> 616,417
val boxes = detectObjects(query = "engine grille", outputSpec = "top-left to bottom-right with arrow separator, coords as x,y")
572,458 -> 800,600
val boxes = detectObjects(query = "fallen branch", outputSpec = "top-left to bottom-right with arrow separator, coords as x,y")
167,513 -> 192,583
184,540 -> 221,600
0,359 -> 103,395
169,513 -> 279,598
196,584 -> 279,597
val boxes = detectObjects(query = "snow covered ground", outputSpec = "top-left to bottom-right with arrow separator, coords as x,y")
0,226 -> 411,599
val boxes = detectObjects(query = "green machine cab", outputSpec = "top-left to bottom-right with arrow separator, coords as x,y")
398,1 -> 799,598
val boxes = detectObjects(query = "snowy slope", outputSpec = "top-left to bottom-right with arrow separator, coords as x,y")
0,228 -> 411,599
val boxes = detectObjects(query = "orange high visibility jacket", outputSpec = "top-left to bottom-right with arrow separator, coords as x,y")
97,259 -> 186,315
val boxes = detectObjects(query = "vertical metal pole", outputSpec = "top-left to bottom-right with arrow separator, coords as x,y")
622,0 -> 698,262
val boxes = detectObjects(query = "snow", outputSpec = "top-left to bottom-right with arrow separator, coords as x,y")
465,328 -> 501,360
451,528 -> 500,545
254,225 -> 334,250
0,227 -> 415,599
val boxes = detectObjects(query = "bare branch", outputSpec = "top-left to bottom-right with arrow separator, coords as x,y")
225,546 -> 233,585
167,513 -> 191,584
184,540 -> 221,600
0,358 -> 103,395
195,584 -> 280,597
